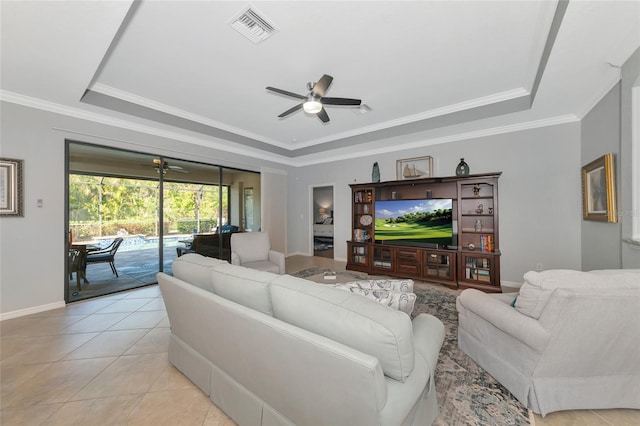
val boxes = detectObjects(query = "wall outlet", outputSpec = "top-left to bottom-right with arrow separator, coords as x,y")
535,263 -> 543,272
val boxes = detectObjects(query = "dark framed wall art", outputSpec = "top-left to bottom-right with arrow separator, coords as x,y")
0,158 -> 24,217
581,153 -> 617,223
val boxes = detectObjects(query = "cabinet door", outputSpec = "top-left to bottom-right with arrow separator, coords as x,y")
423,250 -> 456,285
396,248 -> 421,276
458,253 -> 501,292
372,246 -> 395,272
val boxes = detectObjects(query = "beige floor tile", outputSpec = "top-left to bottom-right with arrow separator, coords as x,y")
138,297 -> 166,311
108,310 -> 166,330
593,408 -> 640,425
64,329 -> 150,360
0,402 -> 64,425
44,394 -> 143,426
74,353 -> 168,400
96,298 -> 156,314
0,314 -> 87,338
204,403 -> 237,426
122,285 -> 162,299
149,364 -> 198,392
124,327 -> 170,355
56,298 -> 120,316
532,409 -> 611,425
1,357 -> 116,409
1,332 -> 99,365
126,389 -> 213,425
63,312 -> 131,333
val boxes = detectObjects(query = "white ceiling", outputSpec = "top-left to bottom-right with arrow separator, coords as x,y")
1,1 -> 639,166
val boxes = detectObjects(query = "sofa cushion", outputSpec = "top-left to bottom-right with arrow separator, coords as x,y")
172,253 -> 228,292
332,285 -> 416,315
269,274 -> 415,382
210,263 -> 278,316
338,279 -> 414,293
515,269 -> 640,319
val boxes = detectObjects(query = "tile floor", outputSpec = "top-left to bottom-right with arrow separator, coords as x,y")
2,255 -> 638,425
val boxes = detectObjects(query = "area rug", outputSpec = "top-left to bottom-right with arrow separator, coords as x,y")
291,267 -> 529,425
412,286 -> 529,425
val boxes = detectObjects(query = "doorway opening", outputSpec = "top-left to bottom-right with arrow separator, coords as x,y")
312,185 -> 334,258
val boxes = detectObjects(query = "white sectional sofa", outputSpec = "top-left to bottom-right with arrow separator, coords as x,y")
159,254 -> 445,426
457,269 -> 640,416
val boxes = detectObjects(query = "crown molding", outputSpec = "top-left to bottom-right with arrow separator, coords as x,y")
574,71 -> 622,120
1,90 -> 578,169
88,83 -> 289,149
0,90 -> 297,166
293,88 -> 530,149
292,114 -> 579,167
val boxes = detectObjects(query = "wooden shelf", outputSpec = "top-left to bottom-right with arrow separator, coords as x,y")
347,173 -> 501,291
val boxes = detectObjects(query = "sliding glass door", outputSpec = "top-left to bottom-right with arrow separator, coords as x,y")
66,142 -> 260,303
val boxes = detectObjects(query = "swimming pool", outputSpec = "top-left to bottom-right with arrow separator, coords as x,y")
93,234 -> 191,252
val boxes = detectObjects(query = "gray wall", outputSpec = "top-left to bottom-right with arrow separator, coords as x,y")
580,47 -> 640,270
620,48 -> 640,268
580,83 -> 622,269
0,102 -> 291,316
288,122 -> 583,286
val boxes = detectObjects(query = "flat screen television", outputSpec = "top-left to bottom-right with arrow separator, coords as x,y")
374,198 -> 455,247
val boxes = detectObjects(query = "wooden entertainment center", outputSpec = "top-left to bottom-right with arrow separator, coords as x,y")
347,172 -> 501,292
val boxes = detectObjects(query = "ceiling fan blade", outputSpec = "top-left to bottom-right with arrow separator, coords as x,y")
266,87 -> 307,100
311,74 -> 333,97
278,103 -> 304,118
321,97 -> 361,106
317,107 -> 330,123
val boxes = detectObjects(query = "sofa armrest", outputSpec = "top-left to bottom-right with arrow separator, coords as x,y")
457,289 -> 550,352
231,251 -> 240,266
268,250 -> 286,274
412,314 -> 445,374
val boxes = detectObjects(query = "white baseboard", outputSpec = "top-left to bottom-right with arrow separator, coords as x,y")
0,301 -> 66,321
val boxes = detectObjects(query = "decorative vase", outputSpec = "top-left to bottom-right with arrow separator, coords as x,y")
372,162 -> 380,183
475,219 -> 483,232
456,158 -> 469,176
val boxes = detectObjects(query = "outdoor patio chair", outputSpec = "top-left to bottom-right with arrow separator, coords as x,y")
86,237 -> 124,277
68,248 -> 83,291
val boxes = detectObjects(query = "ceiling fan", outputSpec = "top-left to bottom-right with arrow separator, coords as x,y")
266,74 -> 361,123
152,158 -> 190,175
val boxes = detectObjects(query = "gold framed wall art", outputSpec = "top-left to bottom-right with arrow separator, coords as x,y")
581,153 -> 616,223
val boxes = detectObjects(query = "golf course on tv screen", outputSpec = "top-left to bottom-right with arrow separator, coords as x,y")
374,199 -> 453,245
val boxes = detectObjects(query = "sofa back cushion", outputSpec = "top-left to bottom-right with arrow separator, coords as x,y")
210,263 -> 277,316
172,253 -> 228,292
515,269 -> 640,319
269,274 -> 415,382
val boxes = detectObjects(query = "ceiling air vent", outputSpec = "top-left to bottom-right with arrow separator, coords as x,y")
230,6 -> 277,44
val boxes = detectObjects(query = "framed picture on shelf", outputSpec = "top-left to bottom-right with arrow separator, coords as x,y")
581,153 -> 616,223
0,158 -> 24,217
396,156 -> 433,180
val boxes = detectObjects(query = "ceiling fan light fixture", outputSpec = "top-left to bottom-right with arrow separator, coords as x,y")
303,98 -> 322,114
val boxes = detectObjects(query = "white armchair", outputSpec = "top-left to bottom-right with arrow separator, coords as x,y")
230,232 -> 285,274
